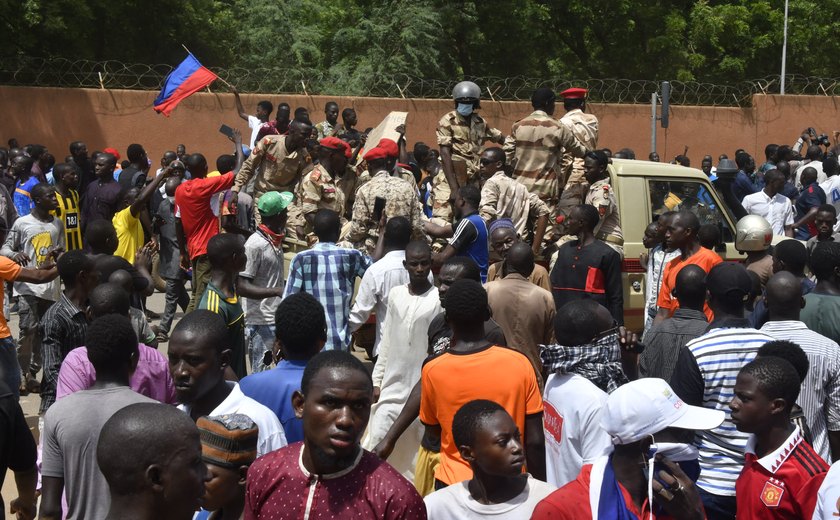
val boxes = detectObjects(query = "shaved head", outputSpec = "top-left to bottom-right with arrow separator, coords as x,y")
765,271 -> 804,320
505,242 -> 534,277
674,264 -> 707,311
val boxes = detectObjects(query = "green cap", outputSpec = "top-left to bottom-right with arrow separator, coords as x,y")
257,191 -> 294,216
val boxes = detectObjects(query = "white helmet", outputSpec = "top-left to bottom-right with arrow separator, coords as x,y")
735,215 -> 772,252
452,81 -> 481,102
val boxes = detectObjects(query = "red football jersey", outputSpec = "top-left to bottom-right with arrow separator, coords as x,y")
735,427 -> 828,519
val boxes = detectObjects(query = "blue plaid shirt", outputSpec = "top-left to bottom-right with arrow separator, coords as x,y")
283,242 -> 372,351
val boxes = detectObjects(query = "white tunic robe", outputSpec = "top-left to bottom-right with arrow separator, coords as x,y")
361,284 -> 441,480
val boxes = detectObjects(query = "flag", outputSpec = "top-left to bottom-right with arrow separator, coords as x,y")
153,53 -> 218,116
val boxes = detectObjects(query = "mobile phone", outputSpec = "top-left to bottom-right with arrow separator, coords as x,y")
372,196 -> 386,222
219,124 -> 235,139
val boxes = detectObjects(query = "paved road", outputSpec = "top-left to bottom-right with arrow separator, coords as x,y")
1,287 -> 372,508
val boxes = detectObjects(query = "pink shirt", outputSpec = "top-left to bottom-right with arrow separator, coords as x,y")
56,345 -> 177,405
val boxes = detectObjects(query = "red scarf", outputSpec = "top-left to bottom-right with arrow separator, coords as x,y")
258,224 -> 285,248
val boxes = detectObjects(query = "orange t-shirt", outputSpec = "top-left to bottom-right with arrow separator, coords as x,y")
0,257 -> 21,338
656,246 -> 722,321
419,345 -> 543,485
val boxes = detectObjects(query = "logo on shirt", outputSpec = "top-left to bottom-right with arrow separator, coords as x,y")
31,231 -> 53,265
543,402 -> 564,443
760,481 -> 784,508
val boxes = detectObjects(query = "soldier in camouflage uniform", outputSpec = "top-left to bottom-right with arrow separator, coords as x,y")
583,150 -> 623,257
433,81 -> 504,224
296,137 -> 352,239
477,147 -> 550,255
346,146 -> 425,255
230,120 -> 313,235
314,101 -> 339,140
502,88 -> 588,242
558,87 -> 600,231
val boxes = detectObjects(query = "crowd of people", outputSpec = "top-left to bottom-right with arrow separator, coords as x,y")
2,80 -> 840,519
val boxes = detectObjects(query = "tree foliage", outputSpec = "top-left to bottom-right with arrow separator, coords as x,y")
3,0 -> 839,84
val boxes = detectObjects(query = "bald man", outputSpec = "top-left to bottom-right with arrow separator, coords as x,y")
760,271 -> 840,463
640,264 -> 710,382
485,242 -> 555,388
97,402 -> 208,520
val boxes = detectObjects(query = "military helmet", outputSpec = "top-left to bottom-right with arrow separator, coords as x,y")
735,215 -> 772,252
452,81 -> 481,102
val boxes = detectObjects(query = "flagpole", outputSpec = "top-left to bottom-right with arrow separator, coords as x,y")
180,43 -> 234,90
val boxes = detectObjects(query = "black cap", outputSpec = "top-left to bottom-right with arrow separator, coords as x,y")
706,262 -> 751,299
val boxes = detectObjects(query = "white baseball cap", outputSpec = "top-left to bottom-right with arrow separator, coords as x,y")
601,378 -> 725,445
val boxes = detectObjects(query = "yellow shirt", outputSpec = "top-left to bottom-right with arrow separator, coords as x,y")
53,189 -> 82,250
112,207 -> 144,263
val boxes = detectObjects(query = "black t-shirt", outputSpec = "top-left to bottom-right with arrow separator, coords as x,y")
0,381 -> 37,492
117,166 -> 147,193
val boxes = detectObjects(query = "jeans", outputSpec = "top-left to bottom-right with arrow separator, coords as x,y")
698,488 -> 737,520
160,277 -> 189,333
0,337 -> 21,400
246,325 -> 275,373
18,295 -> 52,380
186,255 -> 211,313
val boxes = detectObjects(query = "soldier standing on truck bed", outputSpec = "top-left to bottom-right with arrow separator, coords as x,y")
583,150 -> 624,257
557,87 -> 600,228
503,88 -> 587,243
432,81 -> 505,227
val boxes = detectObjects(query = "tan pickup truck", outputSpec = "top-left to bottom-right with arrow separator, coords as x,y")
610,159 -> 746,331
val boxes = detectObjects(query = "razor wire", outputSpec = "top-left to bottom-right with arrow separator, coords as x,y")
2,57 -> 840,106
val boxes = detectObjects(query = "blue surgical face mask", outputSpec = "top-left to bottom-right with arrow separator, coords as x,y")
456,103 -> 474,117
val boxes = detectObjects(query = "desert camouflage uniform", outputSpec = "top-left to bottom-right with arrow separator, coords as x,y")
504,110 -> 587,204
557,109 -> 600,227
585,178 -> 624,257
479,171 -> 550,239
433,110 -> 504,222
233,134 -> 312,230
297,163 -> 346,234
314,120 -> 335,140
346,170 -> 425,255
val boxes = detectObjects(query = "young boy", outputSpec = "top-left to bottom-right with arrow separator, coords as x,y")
0,183 -> 64,393
195,414 -> 258,520
198,233 -> 247,378
807,204 -> 840,253
111,163 -> 171,263
731,356 -> 829,519
153,177 -> 188,343
424,399 -> 555,519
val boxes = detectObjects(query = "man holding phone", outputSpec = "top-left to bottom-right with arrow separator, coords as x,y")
347,147 -> 425,255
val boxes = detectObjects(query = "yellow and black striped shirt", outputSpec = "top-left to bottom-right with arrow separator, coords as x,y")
53,189 -> 82,250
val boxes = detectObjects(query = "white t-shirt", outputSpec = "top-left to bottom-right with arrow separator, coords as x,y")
240,230 -> 284,325
424,475 -> 555,519
795,160 -> 827,189
812,459 -> 840,519
820,176 -> 840,233
542,373 -> 612,487
247,115 -> 263,148
741,190 -> 794,236
178,382 -> 287,456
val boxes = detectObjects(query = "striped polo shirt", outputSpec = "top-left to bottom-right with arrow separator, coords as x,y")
685,325 -> 773,496
760,320 -> 840,463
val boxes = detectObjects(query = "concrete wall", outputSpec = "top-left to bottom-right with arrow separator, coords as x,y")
2,85 -> 839,167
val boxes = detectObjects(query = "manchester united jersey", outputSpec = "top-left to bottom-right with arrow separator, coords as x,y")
735,426 -> 828,519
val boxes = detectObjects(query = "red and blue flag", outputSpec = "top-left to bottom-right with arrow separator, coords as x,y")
153,53 -> 218,116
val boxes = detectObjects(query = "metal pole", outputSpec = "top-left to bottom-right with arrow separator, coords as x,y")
651,93 -> 658,155
781,0 -> 789,94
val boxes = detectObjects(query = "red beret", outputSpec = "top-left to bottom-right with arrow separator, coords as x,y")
378,138 -> 399,158
363,147 -> 388,161
103,147 -> 121,161
320,137 -> 352,159
560,87 -> 588,99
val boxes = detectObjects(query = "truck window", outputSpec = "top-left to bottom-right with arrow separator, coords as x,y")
648,180 -> 734,242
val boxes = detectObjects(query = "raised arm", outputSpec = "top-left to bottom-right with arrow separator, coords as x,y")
232,87 -> 249,121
